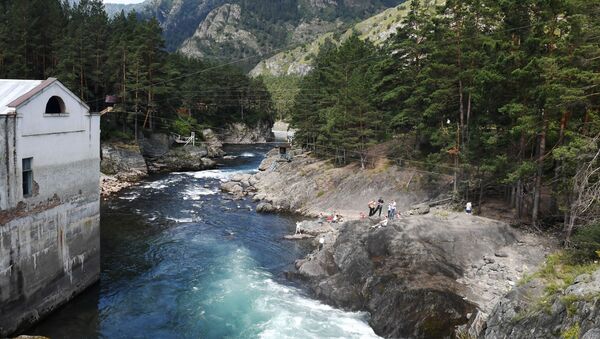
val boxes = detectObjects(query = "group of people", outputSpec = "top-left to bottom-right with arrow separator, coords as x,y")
367,198 -> 398,219
318,212 -> 345,224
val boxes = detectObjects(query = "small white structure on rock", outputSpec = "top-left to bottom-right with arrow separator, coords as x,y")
0,78 -> 100,336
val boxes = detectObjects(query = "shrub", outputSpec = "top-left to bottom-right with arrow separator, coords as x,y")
171,117 -> 198,137
568,222 -> 600,263
561,323 -> 580,339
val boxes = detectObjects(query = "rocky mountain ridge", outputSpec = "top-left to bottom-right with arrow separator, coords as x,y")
250,0 -> 444,77
100,0 -> 406,69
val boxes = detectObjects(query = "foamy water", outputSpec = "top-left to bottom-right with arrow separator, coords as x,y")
207,248 -> 380,339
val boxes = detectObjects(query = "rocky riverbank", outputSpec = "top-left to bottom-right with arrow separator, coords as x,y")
221,148 -> 449,217
219,148 -> 560,337
100,143 -> 148,197
290,215 -> 553,338
100,129 -> 227,197
221,122 -> 274,144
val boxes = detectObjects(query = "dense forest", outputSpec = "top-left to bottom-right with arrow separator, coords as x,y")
290,0 -> 600,244
0,0 -> 274,138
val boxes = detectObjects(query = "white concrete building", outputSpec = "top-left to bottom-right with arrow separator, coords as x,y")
0,78 -> 101,335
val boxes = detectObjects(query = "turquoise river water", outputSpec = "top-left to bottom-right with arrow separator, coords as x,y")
28,145 -> 379,339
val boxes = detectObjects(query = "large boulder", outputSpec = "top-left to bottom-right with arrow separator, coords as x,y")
294,214 -> 550,338
139,132 -> 171,158
201,129 -> 225,157
100,143 -> 148,181
145,145 -> 216,173
230,173 -> 252,187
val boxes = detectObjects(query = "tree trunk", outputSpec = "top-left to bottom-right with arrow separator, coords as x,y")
532,109 -> 547,228
516,180 -> 523,218
583,108 -> 589,136
466,92 -> 471,146
551,111 -> 571,213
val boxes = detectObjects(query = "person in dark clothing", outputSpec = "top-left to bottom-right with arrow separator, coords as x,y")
368,200 -> 376,217
374,197 -> 384,217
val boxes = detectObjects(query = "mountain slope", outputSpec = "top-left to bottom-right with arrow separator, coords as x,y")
250,0 -> 443,77
116,0 -> 405,69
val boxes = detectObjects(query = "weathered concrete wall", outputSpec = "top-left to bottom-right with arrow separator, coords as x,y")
0,198 -> 100,336
0,115 -> 18,211
0,81 -> 100,336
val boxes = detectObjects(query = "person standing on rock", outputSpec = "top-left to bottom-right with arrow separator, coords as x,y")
375,197 -> 384,217
387,201 -> 393,218
389,200 -> 397,219
368,200 -> 376,217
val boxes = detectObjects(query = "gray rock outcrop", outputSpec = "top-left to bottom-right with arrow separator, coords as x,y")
221,122 -> 274,144
250,147 -> 443,218
100,143 -> 148,196
139,133 -> 217,173
201,129 -> 225,157
292,214 -> 552,338
101,143 -> 148,182
483,269 -> 600,339
256,202 -> 275,213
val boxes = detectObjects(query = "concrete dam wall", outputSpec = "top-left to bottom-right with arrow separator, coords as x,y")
0,79 -> 101,336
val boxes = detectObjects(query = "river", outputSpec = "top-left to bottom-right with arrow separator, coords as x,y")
29,145 -> 378,339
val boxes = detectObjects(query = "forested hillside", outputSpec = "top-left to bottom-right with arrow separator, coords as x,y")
250,0 -> 444,78
0,0 -> 273,138
129,0 -> 405,69
290,0 -> 600,240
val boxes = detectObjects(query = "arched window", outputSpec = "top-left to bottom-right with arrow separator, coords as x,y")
45,96 -> 66,114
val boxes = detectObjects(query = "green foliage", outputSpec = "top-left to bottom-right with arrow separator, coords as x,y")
290,33 -> 385,166
561,294 -> 580,317
568,223 -> 600,263
561,323 -> 580,339
171,117 -> 198,137
260,75 -> 302,120
290,0 -> 600,234
513,252 -> 600,322
0,0 -> 274,139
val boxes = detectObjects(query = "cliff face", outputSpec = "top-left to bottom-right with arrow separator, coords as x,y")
179,4 -> 262,59
138,133 -> 217,173
221,122 -> 274,144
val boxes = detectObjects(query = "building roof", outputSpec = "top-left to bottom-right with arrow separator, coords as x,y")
0,78 -> 90,115
0,79 -> 44,114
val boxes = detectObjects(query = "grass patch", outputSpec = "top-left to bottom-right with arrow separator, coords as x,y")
536,253 -> 599,289
561,323 -> 580,339
561,294 -> 580,317
513,252 -> 600,321
316,190 -> 325,198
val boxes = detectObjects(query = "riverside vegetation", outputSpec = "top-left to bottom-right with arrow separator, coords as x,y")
284,2 -> 600,334
290,0 -> 600,243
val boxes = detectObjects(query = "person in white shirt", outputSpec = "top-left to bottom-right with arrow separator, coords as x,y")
466,202 -> 473,214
